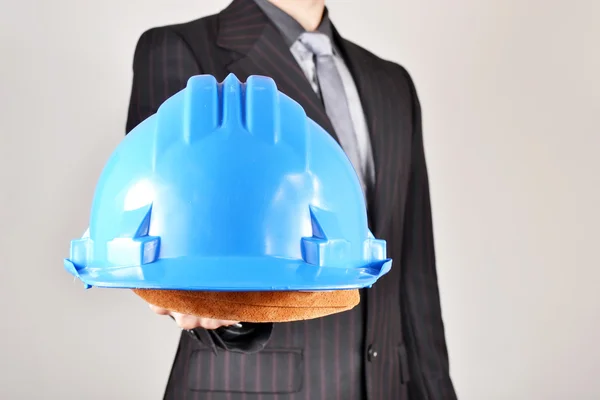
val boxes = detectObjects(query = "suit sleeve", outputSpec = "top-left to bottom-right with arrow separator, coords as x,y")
126,27 -> 273,354
399,68 -> 458,400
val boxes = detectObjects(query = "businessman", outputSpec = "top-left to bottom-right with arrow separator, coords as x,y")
126,1 -> 457,399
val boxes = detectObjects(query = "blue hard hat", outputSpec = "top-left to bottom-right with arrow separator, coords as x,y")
64,74 -> 392,291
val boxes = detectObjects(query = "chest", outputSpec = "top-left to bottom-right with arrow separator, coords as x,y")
200,39 -> 415,235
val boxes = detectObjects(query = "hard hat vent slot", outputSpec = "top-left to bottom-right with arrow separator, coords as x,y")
220,73 -> 245,130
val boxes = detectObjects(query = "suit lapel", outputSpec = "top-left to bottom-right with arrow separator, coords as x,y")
336,36 -> 402,237
335,33 -> 409,354
216,0 -> 338,142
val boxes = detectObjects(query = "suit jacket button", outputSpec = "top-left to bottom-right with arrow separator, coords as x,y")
367,345 -> 378,361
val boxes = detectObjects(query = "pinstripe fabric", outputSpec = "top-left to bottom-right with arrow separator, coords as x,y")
125,1 -> 457,399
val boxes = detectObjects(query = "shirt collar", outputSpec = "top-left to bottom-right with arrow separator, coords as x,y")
253,0 -> 335,48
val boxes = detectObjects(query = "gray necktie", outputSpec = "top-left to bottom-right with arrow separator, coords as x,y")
299,32 -> 366,195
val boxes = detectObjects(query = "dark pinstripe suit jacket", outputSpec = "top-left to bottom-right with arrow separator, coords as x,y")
125,1 -> 457,399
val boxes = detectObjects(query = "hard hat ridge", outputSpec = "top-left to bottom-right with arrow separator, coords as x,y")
154,73 -> 292,145
183,75 -> 220,143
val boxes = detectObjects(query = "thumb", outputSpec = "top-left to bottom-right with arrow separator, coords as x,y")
149,303 -> 171,315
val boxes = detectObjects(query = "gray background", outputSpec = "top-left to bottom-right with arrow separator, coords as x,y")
0,0 -> 598,399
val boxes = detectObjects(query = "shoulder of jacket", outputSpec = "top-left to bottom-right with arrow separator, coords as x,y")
342,38 -> 412,78
138,13 -> 218,42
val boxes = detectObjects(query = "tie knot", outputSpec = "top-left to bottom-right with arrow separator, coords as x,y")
299,32 -> 333,57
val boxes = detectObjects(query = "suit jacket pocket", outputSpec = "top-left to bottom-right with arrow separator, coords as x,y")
188,348 -> 303,394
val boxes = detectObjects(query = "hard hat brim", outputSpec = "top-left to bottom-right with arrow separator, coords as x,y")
64,256 -> 392,291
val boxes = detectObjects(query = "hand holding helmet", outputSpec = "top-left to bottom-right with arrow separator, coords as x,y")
148,304 -> 239,330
